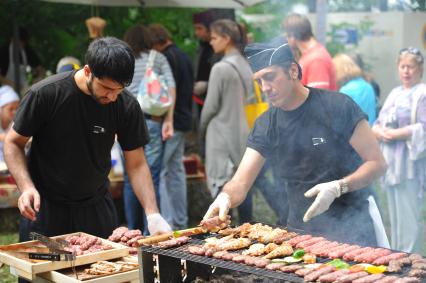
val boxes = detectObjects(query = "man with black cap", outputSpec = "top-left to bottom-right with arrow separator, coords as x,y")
203,41 -> 389,246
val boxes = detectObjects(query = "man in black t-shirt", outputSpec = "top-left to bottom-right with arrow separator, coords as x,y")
4,37 -> 171,245
203,41 -> 388,246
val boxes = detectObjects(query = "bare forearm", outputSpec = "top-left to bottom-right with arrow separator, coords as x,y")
4,142 -> 35,193
222,179 -> 250,208
165,87 -> 176,122
127,164 -> 159,215
345,159 -> 386,192
389,127 -> 411,140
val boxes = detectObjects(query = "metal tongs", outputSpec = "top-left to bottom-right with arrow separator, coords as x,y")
29,232 -> 75,261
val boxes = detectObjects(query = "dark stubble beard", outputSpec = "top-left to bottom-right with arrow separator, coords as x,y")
86,75 -> 103,105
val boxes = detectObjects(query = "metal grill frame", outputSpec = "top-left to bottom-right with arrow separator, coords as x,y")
139,238 -> 305,282
138,233 -> 426,283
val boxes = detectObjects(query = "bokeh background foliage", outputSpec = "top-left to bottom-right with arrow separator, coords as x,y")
0,0 -> 202,73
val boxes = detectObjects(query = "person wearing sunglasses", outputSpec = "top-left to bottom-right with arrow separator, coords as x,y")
372,47 -> 425,253
204,40 -> 389,247
4,37 -> 171,260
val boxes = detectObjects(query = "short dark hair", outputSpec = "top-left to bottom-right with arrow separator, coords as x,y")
282,14 -> 313,41
148,24 -> 172,45
85,37 -> 135,87
123,25 -> 152,57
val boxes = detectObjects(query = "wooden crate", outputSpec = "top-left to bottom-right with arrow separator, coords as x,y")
35,256 -> 139,283
0,232 -> 129,281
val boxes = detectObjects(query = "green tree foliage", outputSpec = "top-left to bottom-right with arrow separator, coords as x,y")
0,0 -> 202,73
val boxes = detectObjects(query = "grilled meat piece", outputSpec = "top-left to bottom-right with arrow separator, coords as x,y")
374,276 -> 400,283
199,215 -> 231,232
156,237 -> 191,249
354,248 -> 392,263
304,265 -> 336,282
187,245 -> 205,255
232,254 -> 249,263
264,243 -> 278,254
311,241 -> 340,256
273,231 -> 298,244
286,234 -> 313,246
318,269 -> 350,283
217,227 -> 239,236
221,252 -> 236,261
352,273 -> 385,283
387,259 -> 403,273
296,237 -> 326,248
409,254 -> 424,262
258,228 -> 288,244
412,262 -> 426,270
411,259 -> 426,265
243,256 -> 257,266
373,252 -> 407,265
304,240 -> 331,253
343,247 -> 374,261
108,227 -> 129,242
254,257 -> 270,268
329,245 -> 360,259
408,269 -> 426,278
127,235 -> 144,247
393,277 -> 421,283
212,250 -> 228,259
242,243 -> 265,256
218,238 -> 251,251
335,271 -> 369,283
280,264 -> 304,273
265,262 -> 286,270
295,268 -> 316,277
396,257 -> 412,266
263,243 -> 293,259
123,229 -> 142,239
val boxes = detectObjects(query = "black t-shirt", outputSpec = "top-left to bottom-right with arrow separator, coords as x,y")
247,88 -> 375,245
195,41 -> 214,82
13,71 -> 149,203
163,44 -> 194,131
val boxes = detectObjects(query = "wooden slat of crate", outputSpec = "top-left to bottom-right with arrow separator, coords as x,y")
38,269 -> 139,283
37,257 -> 139,283
0,232 -> 129,280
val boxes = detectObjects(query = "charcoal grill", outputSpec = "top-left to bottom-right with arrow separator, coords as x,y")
139,237 -> 306,283
138,233 -> 426,283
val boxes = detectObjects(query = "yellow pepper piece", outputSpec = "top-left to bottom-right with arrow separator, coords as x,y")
366,265 -> 387,274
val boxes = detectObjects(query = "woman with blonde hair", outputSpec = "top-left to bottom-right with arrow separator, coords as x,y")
372,47 -> 426,253
333,53 -> 376,125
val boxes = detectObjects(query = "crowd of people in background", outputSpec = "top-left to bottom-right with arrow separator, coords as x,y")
0,8 -> 425,256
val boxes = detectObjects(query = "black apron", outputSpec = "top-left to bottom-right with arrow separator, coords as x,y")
19,184 -> 118,242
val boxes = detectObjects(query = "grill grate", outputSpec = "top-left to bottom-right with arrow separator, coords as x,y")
139,236 -> 426,283
140,237 -> 305,282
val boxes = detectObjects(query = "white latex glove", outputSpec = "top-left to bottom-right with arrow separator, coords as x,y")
203,192 -> 231,221
146,213 -> 172,235
303,180 -> 341,222
193,81 -> 208,96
